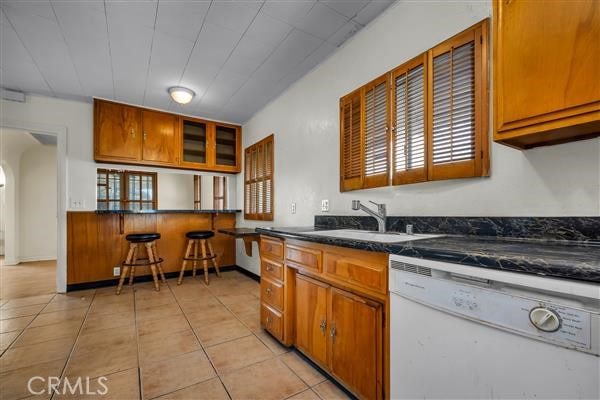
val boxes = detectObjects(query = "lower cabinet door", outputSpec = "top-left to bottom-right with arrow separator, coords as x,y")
295,274 -> 329,367
329,288 -> 382,400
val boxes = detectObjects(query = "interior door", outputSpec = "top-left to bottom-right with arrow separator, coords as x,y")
295,274 -> 329,367
141,110 -> 178,164
95,101 -> 141,161
329,287 -> 382,399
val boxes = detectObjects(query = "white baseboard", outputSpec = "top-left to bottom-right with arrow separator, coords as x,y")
5,255 -> 57,265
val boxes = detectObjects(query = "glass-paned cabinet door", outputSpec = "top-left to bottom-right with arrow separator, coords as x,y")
182,120 -> 208,165
215,124 -> 238,168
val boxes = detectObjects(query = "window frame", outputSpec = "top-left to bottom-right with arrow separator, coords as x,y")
244,134 -> 274,221
213,176 -> 227,210
96,169 -> 158,210
427,19 -> 489,181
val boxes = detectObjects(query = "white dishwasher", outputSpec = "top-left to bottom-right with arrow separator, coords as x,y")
389,254 -> 600,400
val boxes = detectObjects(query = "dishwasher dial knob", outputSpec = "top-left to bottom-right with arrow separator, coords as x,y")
529,307 -> 561,332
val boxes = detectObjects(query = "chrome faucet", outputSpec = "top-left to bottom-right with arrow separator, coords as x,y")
352,200 -> 387,232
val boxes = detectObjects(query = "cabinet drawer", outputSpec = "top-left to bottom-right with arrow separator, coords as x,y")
260,237 -> 284,261
261,303 -> 283,341
324,252 -> 387,295
261,259 -> 284,282
261,277 -> 284,311
286,244 -> 322,273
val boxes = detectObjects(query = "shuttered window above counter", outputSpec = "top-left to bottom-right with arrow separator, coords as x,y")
340,19 -> 489,192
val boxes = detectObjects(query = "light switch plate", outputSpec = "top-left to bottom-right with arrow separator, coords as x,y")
291,202 -> 297,214
321,199 -> 329,212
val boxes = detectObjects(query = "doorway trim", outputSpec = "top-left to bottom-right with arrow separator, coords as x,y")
1,118 -> 68,293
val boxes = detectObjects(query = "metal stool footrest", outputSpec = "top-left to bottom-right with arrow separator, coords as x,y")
122,257 -> 164,267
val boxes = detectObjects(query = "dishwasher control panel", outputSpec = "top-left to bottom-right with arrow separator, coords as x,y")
391,266 -> 596,355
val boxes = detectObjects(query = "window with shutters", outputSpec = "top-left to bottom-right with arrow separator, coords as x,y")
428,20 -> 489,180
392,54 -> 428,185
244,134 -> 274,220
339,19 -> 489,191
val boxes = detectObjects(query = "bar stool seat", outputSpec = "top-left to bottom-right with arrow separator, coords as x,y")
178,230 -> 221,285
185,231 -> 214,240
116,232 -> 166,295
126,233 -> 161,243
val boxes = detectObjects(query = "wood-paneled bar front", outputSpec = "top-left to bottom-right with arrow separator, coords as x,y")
67,211 -> 237,287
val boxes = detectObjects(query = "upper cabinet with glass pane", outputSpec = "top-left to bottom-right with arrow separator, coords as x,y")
94,99 -> 241,173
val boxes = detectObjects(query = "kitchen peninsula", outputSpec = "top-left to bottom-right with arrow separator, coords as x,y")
66,209 -> 239,290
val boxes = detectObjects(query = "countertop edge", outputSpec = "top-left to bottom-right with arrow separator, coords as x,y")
256,228 -> 600,284
93,209 -> 242,214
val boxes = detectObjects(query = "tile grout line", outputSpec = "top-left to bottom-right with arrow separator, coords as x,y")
132,285 -> 143,400
0,294 -> 57,358
162,279 -> 234,400
50,290 -> 98,400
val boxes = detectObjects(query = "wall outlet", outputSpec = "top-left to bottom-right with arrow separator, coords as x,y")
321,199 -> 329,212
291,202 -> 297,214
70,199 -> 85,208
113,267 -> 121,277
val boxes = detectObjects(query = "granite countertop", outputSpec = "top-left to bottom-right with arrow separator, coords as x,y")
256,226 -> 600,284
95,209 -> 241,214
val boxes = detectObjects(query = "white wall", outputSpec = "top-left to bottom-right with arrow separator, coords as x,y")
235,0 -> 600,274
19,145 -> 57,261
157,172 -> 194,210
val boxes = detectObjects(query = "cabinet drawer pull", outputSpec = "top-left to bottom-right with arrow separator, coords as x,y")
319,319 -> 327,334
266,265 -> 273,272
266,286 -> 272,295
266,315 -> 272,325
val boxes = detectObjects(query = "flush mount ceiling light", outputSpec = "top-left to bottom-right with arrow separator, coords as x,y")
168,86 -> 195,104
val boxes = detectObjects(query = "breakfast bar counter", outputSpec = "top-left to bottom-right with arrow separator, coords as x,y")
67,210 -> 239,289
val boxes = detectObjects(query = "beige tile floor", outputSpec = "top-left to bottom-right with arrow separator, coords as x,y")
0,259 -> 56,300
0,268 -> 351,400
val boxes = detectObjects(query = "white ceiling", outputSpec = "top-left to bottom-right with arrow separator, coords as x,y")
0,0 -> 394,123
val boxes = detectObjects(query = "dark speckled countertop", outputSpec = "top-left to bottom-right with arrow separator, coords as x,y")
256,226 -> 600,284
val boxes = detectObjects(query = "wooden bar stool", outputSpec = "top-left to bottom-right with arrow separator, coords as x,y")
178,230 -> 221,285
116,233 -> 166,295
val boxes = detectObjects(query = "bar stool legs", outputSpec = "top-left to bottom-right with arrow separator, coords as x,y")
116,235 -> 165,295
177,236 -> 221,285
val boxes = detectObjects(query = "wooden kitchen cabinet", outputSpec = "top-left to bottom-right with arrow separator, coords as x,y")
329,287 -> 382,400
141,110 -> 178,165
295,274 -> 329,367
94,99 -> 241,172
493,0 -> 600,148
94,100 -> 142,161
294,273 -> 382,400
259,237 -> 387,399
179,118 -> 242,173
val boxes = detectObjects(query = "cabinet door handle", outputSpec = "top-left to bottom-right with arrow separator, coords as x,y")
319,319 -> 327,334
330,324 -> 337,341
266,315 -> 272,325
266,265 -> 273,272
130,129 -> 136,138
143,132 -> 148,140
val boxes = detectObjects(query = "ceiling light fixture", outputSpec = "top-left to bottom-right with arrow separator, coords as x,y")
168,86 -> 195,104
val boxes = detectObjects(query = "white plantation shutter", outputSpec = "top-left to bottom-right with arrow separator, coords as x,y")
363,75 -> 389,188
428,22 -> 488,180
392,54 -> 428,184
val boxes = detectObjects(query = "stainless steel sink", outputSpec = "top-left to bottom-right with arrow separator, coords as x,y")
298,229 -> 443,243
